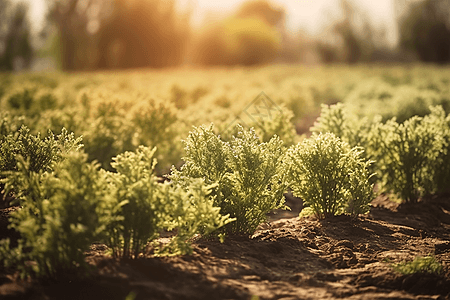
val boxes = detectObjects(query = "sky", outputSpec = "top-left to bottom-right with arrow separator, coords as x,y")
23,0 -> 398,45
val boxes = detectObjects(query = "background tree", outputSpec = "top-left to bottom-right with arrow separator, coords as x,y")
192,0 -> 285,66
47,0 -> 191,70
316,0 -> 391,64
397,0 -> 450,64
0,0 -> 33,71
96,0 -> 190,69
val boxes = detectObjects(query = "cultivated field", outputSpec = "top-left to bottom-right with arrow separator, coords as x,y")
1,64 -> 450,299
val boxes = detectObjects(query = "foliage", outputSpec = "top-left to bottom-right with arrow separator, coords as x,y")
285,132 -> 374,219
82,116 -> 134,171
0,122 -> 82,202
311,103 -> 374,150
171,125 -> 287,235
155,180 -> 234,256
398,0 -> 450,63
391,255 -> 443,275
104,146 -> 161,259
105,146 -> 233,258
371,111 -> 445,203
0,152 -> 113,279
235,0 -> 285,27
128,97 -> 181,174
312,102 -> 450,203
48,0 -> 190,70
192,0 -> 283,66
217,107 -> 298,147
0,0 -> 33,71
0,124 -> 82,174
343,79 -> 448,124
252,108 -> 298,147
222,17 -> 281,66
428,107 -> 450,194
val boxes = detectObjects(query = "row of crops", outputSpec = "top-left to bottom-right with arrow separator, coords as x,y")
1,64 -> 450,279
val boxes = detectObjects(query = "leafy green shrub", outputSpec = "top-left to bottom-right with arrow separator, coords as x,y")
6,85 -> 36,111
425,106 -> 450,195
343,79 -> 447,123
285,132 -> 374,219
391,255 -> 443,275
253,108 -> 298,147
217,107 -> 298,148
0,126 -> 82,174
104,146 -> 161,259
105,146 -> 232,258
311,103 -> 381,185
0,123 -> 82,203
129,97 -> 182,174
372,111 -> 445,202
34,108 -> 82,136
156,179 -> 234,256
83,116 -> 134,171
0,113 -> 24,138
313,104 -> 450,202
2,85 -> 59,121
171,125 -> 287,235
0,152 -> 114,279
311,103 -> 378,153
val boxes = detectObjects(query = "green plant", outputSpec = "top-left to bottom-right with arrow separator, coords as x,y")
391,255 -> 443,275
171,125 -> 287,235
104,146 -> 161,259
424,106 -> 450,194
216,107 -> 298,148
311,103 -> 376,153
372,112 -> 444,202
6,85 -> 36,111
0,112 -> 24,138
156,179 -> 234,256
0,125 -> 82,174
0,124 -> 82,203
253,108 -> 298,147
313,104 -> 450,202
0,152 -> 114,279
105,146 -> 232,258
285,132 -> 374,219
129,97 -> 181,174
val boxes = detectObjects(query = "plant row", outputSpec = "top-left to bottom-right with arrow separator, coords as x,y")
313,103 -> 450,202
3,65 -> 449,175
2,103 -> 450,280
0,117 -> 374,279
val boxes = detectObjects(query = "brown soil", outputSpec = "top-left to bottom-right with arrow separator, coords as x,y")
1,195 -> 450,300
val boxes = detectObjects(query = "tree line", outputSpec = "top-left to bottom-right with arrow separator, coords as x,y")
1,0 -> 450,71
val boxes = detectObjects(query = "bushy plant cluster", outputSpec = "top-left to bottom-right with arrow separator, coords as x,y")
171,125 -> 288,235
2,84 -> 59,119
217,107 -> 298,147
5,64 -> 448,177
104,146 -> 232,258
2,65 -> 450,281
0,152 -> 112,279
391,255 -> 443,275
343,77 -> 450,123
285,132 -> 374,219
0,125 -> 82,175
0,115 -> 82,201
311,103 -> 374,151
313,103 -> 450,203
0,145 -> 232,278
